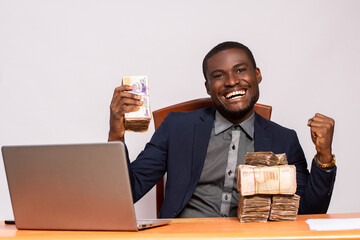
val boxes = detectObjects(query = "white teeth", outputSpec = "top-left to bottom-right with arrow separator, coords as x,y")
225,90 -> 246,99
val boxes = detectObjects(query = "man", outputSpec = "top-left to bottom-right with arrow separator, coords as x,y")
108,41 -> 336,218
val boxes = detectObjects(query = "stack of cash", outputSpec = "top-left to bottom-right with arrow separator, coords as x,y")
237,165 -> 297,196
244,152 -> 288,166
122,76 -> 151,132
269,194 -> 300,221
237,152 -> 300,222
238,195 -> 271,223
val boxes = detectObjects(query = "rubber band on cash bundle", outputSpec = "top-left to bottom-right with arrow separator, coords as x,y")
237,165 -> 296,196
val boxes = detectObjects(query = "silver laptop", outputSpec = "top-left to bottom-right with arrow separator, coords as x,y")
2,142 -> 170,231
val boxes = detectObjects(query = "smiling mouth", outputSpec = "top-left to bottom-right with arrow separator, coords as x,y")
225,89 -> 246,100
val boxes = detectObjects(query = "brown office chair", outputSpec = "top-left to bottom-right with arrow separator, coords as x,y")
152,97 -> 272,215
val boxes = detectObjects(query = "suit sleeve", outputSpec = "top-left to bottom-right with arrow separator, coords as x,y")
125,112 -> 172,203
289,131 -> 337,214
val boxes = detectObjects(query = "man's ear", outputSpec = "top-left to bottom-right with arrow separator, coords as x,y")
256,67 -> 262,84
205,81 -> 210,95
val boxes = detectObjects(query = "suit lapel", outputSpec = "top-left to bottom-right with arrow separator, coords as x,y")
179,108 -> 215,211
254,113 -> 272,152
191,108 -> 215,180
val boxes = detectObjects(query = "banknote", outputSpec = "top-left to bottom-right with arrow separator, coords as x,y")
237,152 -> 299,222
122,76 -> 151,132
244,152 -> 288,166
237,165 -> 297,196
237,194 -> 300,222
238,195 -> 271,223
269,194 -> 300,221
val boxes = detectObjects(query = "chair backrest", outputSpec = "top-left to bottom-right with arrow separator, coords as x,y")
152,97 -> 272,215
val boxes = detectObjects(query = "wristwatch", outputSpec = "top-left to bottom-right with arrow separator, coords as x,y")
313,154 -> 336,170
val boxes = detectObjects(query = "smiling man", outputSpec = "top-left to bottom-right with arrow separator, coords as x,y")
109,41 -> 336,218
204,46 -> 261,124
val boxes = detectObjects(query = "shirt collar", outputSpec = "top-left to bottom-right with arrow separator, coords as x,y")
214,110 -> 255,139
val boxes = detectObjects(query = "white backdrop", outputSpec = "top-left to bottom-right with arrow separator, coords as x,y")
1,0 -> 359,220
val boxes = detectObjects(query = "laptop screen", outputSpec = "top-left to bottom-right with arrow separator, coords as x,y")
2,142 -> 141,231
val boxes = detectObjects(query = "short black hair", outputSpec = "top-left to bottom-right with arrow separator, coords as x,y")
202,41 -> 257,81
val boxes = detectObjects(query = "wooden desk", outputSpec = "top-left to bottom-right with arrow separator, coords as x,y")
1,213 -> 360,239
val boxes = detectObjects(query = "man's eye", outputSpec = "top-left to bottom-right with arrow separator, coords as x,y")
213,74 -> 223,79
237,68 -> 246,73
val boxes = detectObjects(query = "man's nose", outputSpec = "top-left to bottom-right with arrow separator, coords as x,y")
225,73 -> 239,86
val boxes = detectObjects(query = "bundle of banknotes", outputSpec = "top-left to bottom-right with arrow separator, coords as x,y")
122,76 -> 151,132
238,195 -> 271,223
236,152 -> 300,222
237,165 -> 297,196
245,152 -> 288,166
269,194 -> 300,221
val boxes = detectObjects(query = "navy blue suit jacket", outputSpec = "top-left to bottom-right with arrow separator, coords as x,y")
127,107 -> 336,218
